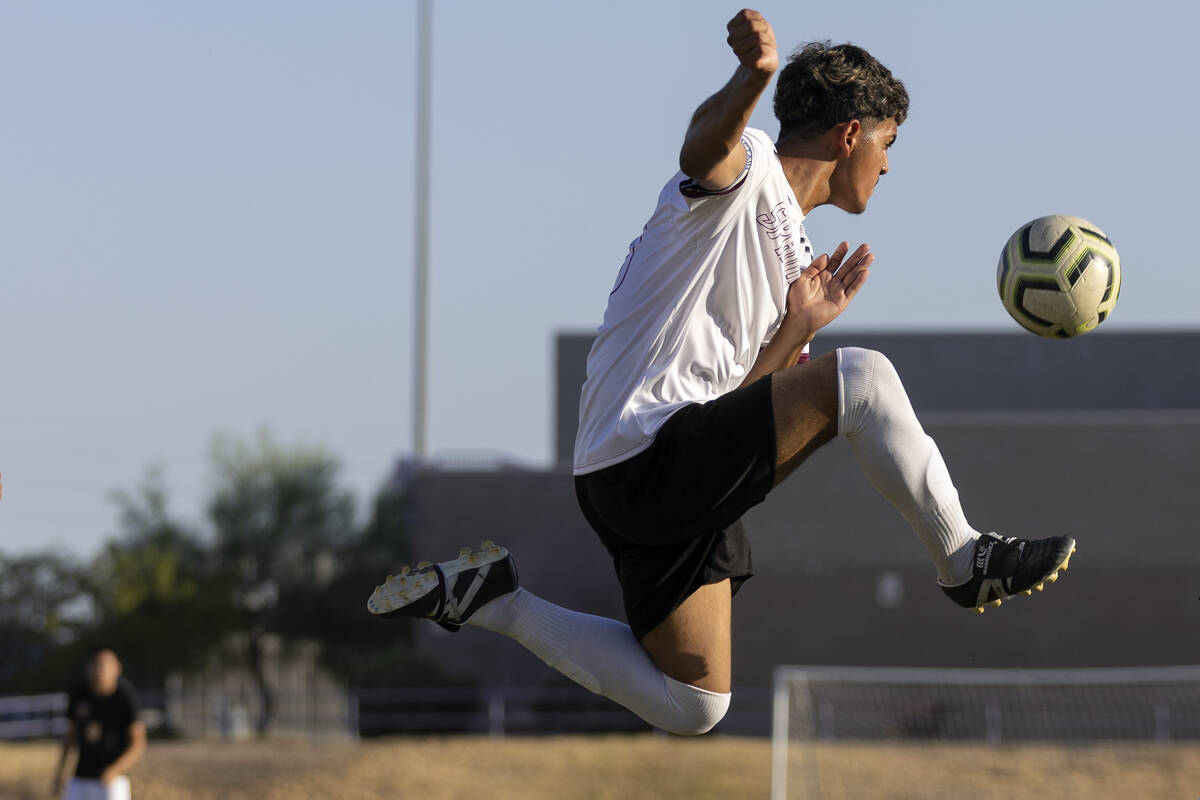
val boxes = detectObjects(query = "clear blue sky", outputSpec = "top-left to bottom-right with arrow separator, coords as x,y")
2,0 -> 1196,556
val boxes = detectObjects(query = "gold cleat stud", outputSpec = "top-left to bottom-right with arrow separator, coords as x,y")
1024,589 -> 1033,596
975,607 -> 986,614
385,574 -> 394,582
417,561 -> 432,569
459,548 -> 471,558
990,599 -> 1002,607
400,566 -> 411,576
1035,583 -> 1044,591
481,540 -> 496,549
1048,573 -> 1059,583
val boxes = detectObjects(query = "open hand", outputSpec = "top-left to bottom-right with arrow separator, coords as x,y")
726,9 -> 777,75
783,242 -> 873,337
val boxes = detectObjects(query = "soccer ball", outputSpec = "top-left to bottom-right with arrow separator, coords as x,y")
997,215 -> 1121,338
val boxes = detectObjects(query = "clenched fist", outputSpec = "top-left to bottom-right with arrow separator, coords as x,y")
726,9 -> 778,75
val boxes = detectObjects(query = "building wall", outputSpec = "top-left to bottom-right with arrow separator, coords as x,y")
406,414 -> 1200,686
410,331 -> 1200,701
556,330 -> 1200,464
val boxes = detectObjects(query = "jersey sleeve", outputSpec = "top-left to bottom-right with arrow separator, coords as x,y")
675,128 -> 772,212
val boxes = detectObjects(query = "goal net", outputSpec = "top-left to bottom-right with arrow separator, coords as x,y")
771,665 -> 1200,800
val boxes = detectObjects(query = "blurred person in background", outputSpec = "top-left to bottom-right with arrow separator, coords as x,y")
52,647 -> 146,800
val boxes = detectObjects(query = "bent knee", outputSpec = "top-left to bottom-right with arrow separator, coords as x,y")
661,675 -> 731,735
836,347 -> 898,385
837,347 -> 906,433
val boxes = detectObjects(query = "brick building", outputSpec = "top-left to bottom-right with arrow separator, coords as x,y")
398,331 -> 1200,729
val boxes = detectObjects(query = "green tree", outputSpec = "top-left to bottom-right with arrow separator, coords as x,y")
308,470 -> 457,688
1,436 -> 452,713
207,431 -> 355,733
0,551 -> 90,693
86,470 -> 234,691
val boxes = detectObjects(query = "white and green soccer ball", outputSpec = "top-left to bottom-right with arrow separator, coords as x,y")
997,215 -> 1121,338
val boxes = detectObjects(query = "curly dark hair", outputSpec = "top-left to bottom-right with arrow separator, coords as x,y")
773,41 -> 909,138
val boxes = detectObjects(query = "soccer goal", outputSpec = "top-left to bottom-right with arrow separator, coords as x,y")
770,664 -> 1200,800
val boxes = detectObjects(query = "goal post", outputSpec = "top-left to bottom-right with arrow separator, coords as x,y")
771,664 -> 1200,800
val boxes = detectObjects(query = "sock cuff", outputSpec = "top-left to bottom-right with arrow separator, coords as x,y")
661,674 -> 731,735
663,674 -> 731,700
836,347 -> 877,437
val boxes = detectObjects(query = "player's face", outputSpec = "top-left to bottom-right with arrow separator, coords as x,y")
85,650 -> 121,695
832,118 -> 898,214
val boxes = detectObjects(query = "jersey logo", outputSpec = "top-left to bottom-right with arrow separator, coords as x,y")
757,201 -> 811,282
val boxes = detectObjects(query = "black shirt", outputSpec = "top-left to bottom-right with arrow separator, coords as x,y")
66,678 -> 139,779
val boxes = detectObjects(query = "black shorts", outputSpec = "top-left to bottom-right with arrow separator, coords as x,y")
574,375 -> 777,640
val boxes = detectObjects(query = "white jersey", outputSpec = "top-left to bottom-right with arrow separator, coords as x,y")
573,127 -> 814,475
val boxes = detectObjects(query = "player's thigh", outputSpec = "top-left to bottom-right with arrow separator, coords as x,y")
771,352 -> 839,482
638,579 -> 731,693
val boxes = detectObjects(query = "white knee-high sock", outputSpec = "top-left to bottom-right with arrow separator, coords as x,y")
466,588 -> 729,736
837,347 -> 978,584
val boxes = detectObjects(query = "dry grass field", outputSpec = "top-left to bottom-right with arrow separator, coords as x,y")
1,735 -> 1198,799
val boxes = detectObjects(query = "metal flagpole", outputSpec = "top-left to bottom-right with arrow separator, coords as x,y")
413,0 -> 432,460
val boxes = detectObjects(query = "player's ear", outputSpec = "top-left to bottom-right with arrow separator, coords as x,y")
838,120 -> 863,158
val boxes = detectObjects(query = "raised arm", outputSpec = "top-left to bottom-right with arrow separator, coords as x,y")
678,9 -> 778,190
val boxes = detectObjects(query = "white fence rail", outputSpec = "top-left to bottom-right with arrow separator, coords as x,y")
2,685 -> 733,739
0,692 -> 68,739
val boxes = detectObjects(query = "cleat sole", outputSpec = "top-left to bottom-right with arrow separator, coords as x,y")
367,544 -> 511,619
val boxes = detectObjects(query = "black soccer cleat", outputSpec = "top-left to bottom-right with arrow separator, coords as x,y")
940,532 -> 1076,614
366,541 -> 518,632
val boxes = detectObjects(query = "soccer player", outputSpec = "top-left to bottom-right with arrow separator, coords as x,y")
52,647 -> 146,800
369,9 -> 1075,735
